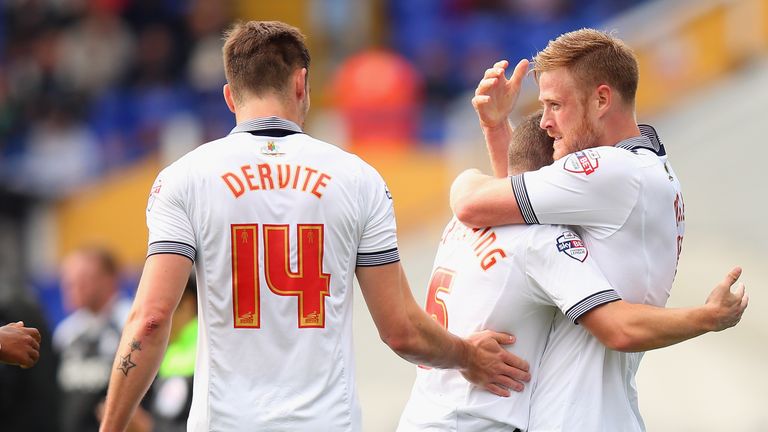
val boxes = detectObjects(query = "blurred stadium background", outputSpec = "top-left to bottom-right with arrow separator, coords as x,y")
0,0 -> 766,430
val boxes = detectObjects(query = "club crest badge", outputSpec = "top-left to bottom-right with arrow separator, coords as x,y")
563,149 -> 600,175
556,230 -> 588,262
261,141 -> 285,156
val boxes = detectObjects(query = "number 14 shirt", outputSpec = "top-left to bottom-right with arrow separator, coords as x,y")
146,117 -> 399,431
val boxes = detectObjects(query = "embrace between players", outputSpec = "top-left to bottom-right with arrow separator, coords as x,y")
99,22 -> 748,432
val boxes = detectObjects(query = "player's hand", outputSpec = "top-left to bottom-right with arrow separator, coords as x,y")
460,330 -> 530,397
0,321 -> 41,368
704,266 -> 749,331
472,59 -> 529,130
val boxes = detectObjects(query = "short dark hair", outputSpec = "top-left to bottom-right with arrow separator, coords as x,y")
222,20 -> 311,104
508,111 -> 554,174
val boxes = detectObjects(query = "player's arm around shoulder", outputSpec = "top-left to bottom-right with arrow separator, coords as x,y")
578,267 -> 749,352
450,169 -> 526,228
355,262 -> 530,396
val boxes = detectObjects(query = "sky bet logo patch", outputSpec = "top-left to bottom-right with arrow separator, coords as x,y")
563,149 -> 600,175
556,230 -> 588,262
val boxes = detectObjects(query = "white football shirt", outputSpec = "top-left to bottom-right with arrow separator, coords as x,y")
145,117 -> 400,431
397,218 -> 618,431
511,126 -> 685,431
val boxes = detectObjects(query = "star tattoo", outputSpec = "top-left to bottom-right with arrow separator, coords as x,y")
117,353 -> 137,376
130,339 -> 142,352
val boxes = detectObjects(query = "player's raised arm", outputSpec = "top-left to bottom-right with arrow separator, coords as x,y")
100,254 -> 192,432
450,59 -> 532,228
355,262 -> 530,397
579,267 -> 749,352
471,59 -> 529,178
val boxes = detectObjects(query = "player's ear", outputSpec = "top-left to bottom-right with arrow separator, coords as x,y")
294,68 -> 308,100
595,84 -> 611,117
223,83 -> 236,114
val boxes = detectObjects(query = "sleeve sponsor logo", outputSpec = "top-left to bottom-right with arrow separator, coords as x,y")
147,179 -> 163,212
556,230 -> 588,262
384,185 -> 392,200
563,149 -> 600,175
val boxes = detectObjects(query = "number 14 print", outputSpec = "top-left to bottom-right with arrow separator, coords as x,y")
231,224 -> 331,329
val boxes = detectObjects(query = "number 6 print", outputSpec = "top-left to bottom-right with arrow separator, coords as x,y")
231,223 -> 331,329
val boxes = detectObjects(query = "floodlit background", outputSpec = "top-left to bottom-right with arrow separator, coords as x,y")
1,0 -> 766,430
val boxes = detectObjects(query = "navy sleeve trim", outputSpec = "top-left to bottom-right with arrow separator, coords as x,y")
356,247 -> 400,267
565,289 -> 621,324
511,174 -> 539,224
147,241 -> 196,262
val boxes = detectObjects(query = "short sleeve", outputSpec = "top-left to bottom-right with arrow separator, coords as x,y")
146,164 -> 196,262
355,162 -> 400,267
511,147 -> 641,237
526,226 -> 620,324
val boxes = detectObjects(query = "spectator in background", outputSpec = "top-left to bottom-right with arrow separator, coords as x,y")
54,0 -> 135,98
54,246 -> 132,432
18,94 -> 101,196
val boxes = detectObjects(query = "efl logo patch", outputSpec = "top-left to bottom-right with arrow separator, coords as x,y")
563,149 -> 600,175
556,230 -> 588,262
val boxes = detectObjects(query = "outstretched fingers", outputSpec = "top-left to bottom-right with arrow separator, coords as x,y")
475,77 -> 499,96
507,59 -> 529,92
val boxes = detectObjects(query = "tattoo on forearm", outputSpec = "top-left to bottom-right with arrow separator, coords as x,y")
117,353 -> 137,376
117,339 -> 142,376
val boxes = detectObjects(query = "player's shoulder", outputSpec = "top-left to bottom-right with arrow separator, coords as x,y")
550,146 -> 643,190
528,224 -> 590,262
490,223 -> 567,254
308,135 -> 386,180
155,135 -> 233,179
528,223 -> 579,244
560,145 -> 638,172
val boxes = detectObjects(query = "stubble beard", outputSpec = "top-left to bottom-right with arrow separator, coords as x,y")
569,115 -> 600,154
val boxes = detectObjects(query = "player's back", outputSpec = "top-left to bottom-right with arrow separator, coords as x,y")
527,129 -> 684,431
398,218 -> 617,431
147,118 -> 396,431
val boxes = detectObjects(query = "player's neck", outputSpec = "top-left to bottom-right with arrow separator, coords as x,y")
234,96 -> 303,128
598,110 -> 641,147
